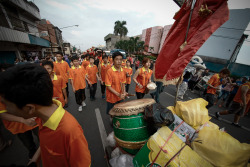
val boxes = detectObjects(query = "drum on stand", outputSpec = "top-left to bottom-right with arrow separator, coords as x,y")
109,98 -> 155,154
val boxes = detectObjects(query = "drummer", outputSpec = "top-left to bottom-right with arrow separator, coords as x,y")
133,57 -> 153,99
105,51 -> 127,114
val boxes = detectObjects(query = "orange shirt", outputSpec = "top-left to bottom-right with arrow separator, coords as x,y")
52,74 -> 66,107
0,97 -> 38,134
81,59 -> 90,69
86,64 -> 98,84
207,74 -> 221,94
37,100 -> 91,167
100,63 -> 112,83
69,66 -> 86,91
135,67 -> 153,93
124,67 -> 133,84
53,60 -> 70,84
105,66 -> 126,103
233,82 -> 250,104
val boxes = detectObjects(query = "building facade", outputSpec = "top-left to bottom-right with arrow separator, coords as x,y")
0,0 -> 50,64
104,34 -> 129,51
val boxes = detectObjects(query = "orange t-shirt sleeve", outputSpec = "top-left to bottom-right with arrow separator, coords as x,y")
69,69 -> 73,79
66,63 -> 70,72
69,136 -> 91,167
105,70 -> 112,86
122,71 -> 126,84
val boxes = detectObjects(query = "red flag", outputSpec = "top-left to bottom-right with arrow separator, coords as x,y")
155,0 -> 229,85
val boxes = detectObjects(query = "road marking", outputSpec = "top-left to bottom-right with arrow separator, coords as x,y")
164,92 -> 175,98
95,108 -> 108,152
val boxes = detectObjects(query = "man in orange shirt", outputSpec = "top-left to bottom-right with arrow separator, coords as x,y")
124,60 -> 133,93
133,57 -> 153,99
108,55 -> 113,65
205,69 -> 230,109
99,55 -> 111,99
105,51 -> 127,114
0,64 -> 91,167
42,60 -> 67,107
216,79 -> 250,127
86,56 -> 100,101
69,56 -> 88,112
81,54 -> 90,70
54,53 -> 70,106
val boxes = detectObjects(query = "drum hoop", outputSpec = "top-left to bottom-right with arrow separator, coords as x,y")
114,136 -> 147,150
113,125 -> 147,130
114,115 -> 143,119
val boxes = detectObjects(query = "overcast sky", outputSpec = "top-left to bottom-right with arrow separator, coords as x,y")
34,0 -> 250,64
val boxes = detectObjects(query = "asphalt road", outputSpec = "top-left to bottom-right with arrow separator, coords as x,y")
0,67 -> 249,166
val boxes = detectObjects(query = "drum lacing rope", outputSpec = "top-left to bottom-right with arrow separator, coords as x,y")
150,121 -> 184,167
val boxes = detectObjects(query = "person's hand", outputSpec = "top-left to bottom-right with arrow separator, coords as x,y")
101,80 -> 104,85
64,98 -> 68,105
89,83 -> 92,87
22,117 -> 37,126
119,93 -> 126,100
138,84 -> 143,89
215,86 -> 220,90
72,87 -> 76,93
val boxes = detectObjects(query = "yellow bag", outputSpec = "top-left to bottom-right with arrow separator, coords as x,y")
194,121 -> 219,130
133,126 -> 212,167
192,127 -> 250,167
173,98 -> 210,128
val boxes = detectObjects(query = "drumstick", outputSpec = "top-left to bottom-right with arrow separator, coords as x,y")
127,94 -> 135,97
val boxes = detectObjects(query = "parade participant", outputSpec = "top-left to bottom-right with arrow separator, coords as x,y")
86,56 -> 99,101
69,56 -> 87,112
205,69 -> 230,109
135,58 -> 140,70
124,60 -> 133,93
94,55 -> 100,67
0,64 -> 91,166
53,53 -> 70,105
81,54 -> 90,69
42,60 -> 67,107
105,51 -> 127,114
176,71 -> 192,100
133,57 -> 153,99
216,79 -> 250,127
108,55 -> 113,65
121,56 -> 127,68
99,55 -> 111,99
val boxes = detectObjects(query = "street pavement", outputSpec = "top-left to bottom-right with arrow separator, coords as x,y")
0,67 -> 249,166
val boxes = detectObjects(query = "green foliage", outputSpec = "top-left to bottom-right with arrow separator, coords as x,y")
115,38 -> 146,54
114,20 -> 128,39
136,55 -> 156,62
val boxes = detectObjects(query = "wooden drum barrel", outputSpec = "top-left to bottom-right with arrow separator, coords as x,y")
109,98 -> 155,154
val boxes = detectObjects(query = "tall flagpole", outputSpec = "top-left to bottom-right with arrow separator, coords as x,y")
174,0 -> 197,106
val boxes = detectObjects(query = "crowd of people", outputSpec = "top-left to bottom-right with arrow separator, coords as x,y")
0,50 -> 156,166
0,50 -> 249,166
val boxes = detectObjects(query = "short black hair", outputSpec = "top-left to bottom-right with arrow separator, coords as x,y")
0,64 -> 53,108
89,56 -> 94,60
41,60 -> 54,69
112,51 -> 123,60
56,52 -> 63,56
71,56 -> 78,61
102,55 -> 108,59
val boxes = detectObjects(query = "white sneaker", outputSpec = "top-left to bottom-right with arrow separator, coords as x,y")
78,106 -> 83,112
82,101 -> 86,107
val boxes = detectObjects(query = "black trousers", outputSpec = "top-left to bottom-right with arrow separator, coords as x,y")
126,84 -> 130,93
136,92 -> 145,99
17,127 -> 39,159
226,93 -> 236,108
90,83 -> 97,98
205,93 -> 215,109
65,82 -> 69,97
101,82 -> 106,95
75,89 -> 86,105
188,80 -> 198,90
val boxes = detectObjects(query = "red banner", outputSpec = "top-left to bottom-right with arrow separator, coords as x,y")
155,0 -> 229,85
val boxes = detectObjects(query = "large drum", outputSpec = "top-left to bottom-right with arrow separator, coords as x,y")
110,98 -> 155,154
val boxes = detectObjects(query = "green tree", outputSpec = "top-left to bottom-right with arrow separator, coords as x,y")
114,20 -> 128,39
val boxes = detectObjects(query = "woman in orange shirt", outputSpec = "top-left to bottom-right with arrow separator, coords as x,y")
133,57 -> 152,99
124,60 -> 133,93
99,55 -> 111,99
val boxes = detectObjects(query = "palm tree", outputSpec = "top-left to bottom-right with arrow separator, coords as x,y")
129,37 -> 140,54
114,20 -> 128,39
